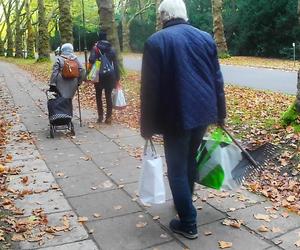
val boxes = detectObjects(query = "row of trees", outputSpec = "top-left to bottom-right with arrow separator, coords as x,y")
0,0 -> 231,61
0,0 -> 299,60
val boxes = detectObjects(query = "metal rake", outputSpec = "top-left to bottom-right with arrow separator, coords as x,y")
221,126 -> 279,185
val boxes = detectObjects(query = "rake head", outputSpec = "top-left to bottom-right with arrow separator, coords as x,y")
231,143 -> 280,185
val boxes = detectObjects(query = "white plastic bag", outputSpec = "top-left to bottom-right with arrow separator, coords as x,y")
112,86 -> 127,110
138,140 -> 166,205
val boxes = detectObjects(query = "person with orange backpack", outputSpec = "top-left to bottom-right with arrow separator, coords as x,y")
50,43 -> 85,98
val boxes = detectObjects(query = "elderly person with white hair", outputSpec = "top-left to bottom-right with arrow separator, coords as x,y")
50,43 -> 85,98
140,0 -> 226,239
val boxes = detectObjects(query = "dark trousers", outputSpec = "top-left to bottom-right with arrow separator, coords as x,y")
163,126 -> 207,226
94,82 -> 113,120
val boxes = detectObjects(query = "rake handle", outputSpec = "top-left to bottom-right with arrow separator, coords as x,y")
220,126 -> 259,167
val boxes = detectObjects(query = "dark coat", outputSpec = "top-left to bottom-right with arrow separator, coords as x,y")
89,40 -> 120,86
140,19 -> 226,137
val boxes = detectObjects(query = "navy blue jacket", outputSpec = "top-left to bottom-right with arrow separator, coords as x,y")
140,19 -> 226,137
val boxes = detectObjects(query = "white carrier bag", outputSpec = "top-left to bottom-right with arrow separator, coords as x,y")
138,139 -> 166,205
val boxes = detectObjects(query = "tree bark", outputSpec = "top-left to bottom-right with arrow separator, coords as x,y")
298,0 -> 300,25
296,70 -> 300,113
25,0 -> 35,59
15,0 -> 25,58
58,0 -> 73,44
37,0 -> 50,60
156,0 -> 161,31
96,0 -> 123,70
120,0 -> 130,52
1,0 -> 14,57
212,0 -> 228,56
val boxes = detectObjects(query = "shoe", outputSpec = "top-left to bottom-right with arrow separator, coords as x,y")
97,116 -> 103,123
105,117 -> 112,124
169,219 -> 198,240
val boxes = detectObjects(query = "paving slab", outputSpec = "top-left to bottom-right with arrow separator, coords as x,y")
56,173 -> 115,197
114,135 -> 145,149
6,158 -> 50,174
38,240 -> 99,250
78,140 -> 122,156
34,136 -> 75,151
14,190 -> 71,216
147,200 -> 225,229
50,160 -> 102,179
144,241 -> 186,250
178,221 -> 271,250
98,124 -> 139,139
40,146 -> 86,165
16,211 -> 88,249
272,228 -> 300,250
86,212 -> 171,250
228,202 -> 300,239
195,188 -> 266,213
99,155 -> 142,170
91,149 -> 130,167
69,189 -> 141,221
103,163 -> 141,184
9,171 -> 56,192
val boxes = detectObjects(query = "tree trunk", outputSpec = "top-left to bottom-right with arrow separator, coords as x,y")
0,39 -> 4,56
15,0 -> 25,58
6,23 -> 13,57
58,0 -> 73,44
26,0 -> 35,59
298,0 -> 300,25
96,0 -> 123,70
121,0 -> 130,52
156,0 -> 161,31
212,0 -> 228,56
296,70 -> 300,113
37,0 -> 50,60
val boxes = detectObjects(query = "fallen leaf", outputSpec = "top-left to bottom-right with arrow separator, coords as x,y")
295,239 -> 300,247
160,233 -> 168,238
271,227 -> 281,233
219,241 -> 233,249
12,234 -> 25,241
136,222 -> 147,228
56,172 -> 64,177
21,176 -> 29,184
281,212 -> 289,218
152,216 -> 160,220
78,217 -> 88,223
258,225 -> 269,232
204,231 -> 212,236
254,214 -> 271,222
113,205 -> 122,210
93,213 -> 101,218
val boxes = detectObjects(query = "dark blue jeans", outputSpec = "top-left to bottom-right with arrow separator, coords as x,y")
164,126 -> 207,226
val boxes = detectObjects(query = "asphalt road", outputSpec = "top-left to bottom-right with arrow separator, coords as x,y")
53,53 -> 298,95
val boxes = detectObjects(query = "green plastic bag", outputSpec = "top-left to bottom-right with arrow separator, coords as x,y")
196,128 -> 242,190
87,60 -> 101,82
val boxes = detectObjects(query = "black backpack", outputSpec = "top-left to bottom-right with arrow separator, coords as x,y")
99,51 -> 114,78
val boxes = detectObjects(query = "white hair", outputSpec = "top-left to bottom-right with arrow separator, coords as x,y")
158,0 -> 188,23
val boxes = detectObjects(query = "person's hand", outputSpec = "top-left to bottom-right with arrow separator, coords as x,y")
49,85 -> 57,93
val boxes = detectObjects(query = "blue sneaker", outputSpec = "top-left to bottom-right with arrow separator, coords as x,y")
169,219 -> 198,239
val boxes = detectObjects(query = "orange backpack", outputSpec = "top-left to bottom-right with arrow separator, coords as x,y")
61,56 -> 80,79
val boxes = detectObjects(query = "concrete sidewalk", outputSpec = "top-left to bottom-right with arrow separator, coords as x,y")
1,61 -> 299,250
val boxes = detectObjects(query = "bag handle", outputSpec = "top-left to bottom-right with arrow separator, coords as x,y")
144,139 -> 157,157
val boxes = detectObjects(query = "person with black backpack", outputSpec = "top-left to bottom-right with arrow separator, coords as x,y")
88,31 -> 120,124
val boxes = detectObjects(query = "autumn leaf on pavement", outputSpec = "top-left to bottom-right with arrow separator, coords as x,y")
21,176 -> 29,184
254,214 -> 271,222
219,241 -> 233,249
78,217 -> 88,223
295,239 -> 300,247
136,221 -> 147,228
258,225 -> 269,232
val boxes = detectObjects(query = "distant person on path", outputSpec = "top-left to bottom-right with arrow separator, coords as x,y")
88,31 -> 120,124
140,0 -> 226,239
50,43 -> 85,98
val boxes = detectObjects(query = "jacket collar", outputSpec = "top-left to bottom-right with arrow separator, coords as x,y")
163,18 -> 189,29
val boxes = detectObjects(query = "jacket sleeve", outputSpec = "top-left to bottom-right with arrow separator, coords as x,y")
88,46 -> 98,65
140,41 -> 161,138
213,45 -> 226,120
50,58 -> 61,86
